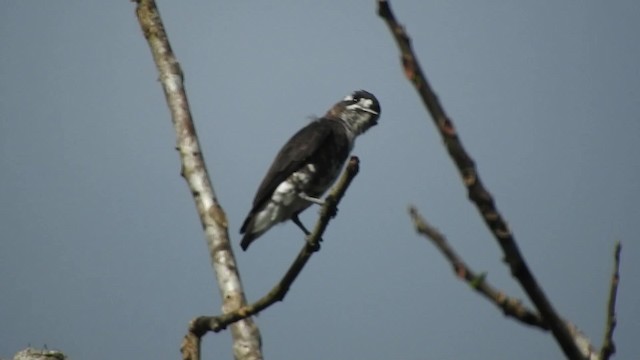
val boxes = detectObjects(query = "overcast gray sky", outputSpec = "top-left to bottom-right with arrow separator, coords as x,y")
1,1 -> 639,359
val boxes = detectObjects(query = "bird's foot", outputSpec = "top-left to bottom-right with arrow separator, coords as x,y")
298,192 -> 325,206
306,236 -> 322,252
327,205 -> 338,218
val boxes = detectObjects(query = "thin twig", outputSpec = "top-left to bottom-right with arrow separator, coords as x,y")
189,157 -> 361,334
377,1 -> 586,359
134,1 -> 262,359
408,206 -> 547,329
600,241 -> 621,360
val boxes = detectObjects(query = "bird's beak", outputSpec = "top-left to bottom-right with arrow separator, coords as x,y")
360,107 -> 379,115
346,102 -> 379,115
351,104 -> 378,115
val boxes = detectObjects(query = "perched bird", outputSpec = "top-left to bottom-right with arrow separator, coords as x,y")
239,90 -> 381,251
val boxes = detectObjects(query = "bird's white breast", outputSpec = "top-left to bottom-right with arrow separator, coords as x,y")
249,164 -> 317,234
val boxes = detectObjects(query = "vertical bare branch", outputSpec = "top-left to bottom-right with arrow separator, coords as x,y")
600,241 -> 621,360
134,1 -> 262,359
377,1 -> 586,359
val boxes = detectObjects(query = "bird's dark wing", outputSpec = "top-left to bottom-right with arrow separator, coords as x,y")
245,119 -> 334,217
238,119 -> 345,239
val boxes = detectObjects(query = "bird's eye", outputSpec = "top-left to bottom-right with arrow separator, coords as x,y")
351,97 -> 359,103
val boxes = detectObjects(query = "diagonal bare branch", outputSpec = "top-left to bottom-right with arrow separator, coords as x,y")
408,206 -> 548,329
600,241 -> 621,360
377,1 -> 587,359
133,1 -> 262,359
188,157 -> 361,334
408,209 -> 601,359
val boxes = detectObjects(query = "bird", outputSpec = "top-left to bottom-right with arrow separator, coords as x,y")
239,90 -> 381,251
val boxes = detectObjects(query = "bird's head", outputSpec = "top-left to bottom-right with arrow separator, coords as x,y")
327,90 -> 381,136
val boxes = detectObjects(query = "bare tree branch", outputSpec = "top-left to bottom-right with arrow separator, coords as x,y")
189,156 -> 361,334
133,1 -> 262,359
408,206 -> 548,329
601,241 -> 621,360
12,348 -> 66,360
409,207 -> 602,360
565,321 -> 599,360
180,331 -> 201,360
376,1 -> 587,358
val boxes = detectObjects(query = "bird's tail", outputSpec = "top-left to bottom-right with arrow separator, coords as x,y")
240,215 -> 265,251
240,232 -> 257,251
240,210 -> 275,250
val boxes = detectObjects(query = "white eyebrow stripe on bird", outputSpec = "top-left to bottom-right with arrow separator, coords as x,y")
343,95 -> 354,101
360,98 -> 373,108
